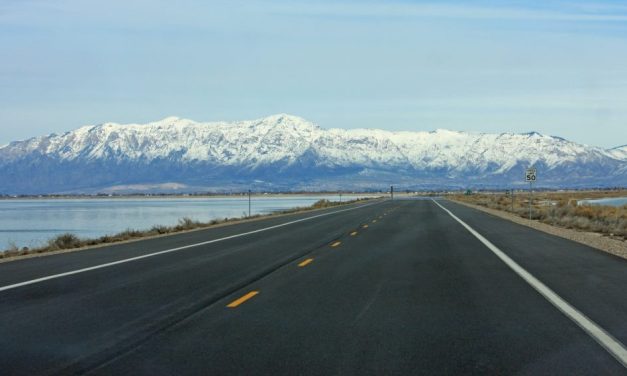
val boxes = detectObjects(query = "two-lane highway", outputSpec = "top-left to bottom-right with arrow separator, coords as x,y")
1,199 -> 626,375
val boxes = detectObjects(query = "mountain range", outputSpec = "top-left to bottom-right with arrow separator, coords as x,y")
0,114 -> 625,194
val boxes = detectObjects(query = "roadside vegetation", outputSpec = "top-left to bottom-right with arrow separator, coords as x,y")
450,190 -> 627,240
0,197 -> 374,260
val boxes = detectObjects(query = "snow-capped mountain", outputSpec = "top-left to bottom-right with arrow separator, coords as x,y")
608,145 -> 627,161
0,114 -> 625,194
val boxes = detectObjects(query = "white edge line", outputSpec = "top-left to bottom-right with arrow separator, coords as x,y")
432,199 -> 627,368
0,200 -> 382,292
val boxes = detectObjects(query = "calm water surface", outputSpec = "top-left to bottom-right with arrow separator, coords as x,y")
0,195 -> 374,249
578,197 -> 627,207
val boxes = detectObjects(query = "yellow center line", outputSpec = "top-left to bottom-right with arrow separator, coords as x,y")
362,224 -> 369,228
298,258 -> 314,267
227,291 -> 259,308
331,241 -> 342,248
350,231 -> 358,236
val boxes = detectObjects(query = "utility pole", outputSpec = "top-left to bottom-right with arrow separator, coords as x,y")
511,189 -> 515,212
339,191 -> 342,203
248,189 -> 251,218
391,185 -> 394,200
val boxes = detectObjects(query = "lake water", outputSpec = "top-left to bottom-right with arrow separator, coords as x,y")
0,195 -> 376,250
578,197 -> 627,207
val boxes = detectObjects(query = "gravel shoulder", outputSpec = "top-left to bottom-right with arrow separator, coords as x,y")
448,198 -> 627,260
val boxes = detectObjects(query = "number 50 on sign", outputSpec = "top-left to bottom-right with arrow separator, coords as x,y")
525,168 -> 537,182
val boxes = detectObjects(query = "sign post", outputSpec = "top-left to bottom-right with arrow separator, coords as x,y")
248,189 -> 251,218
511,189 -> 514,212
525,168 -> 537,220
390,185 -> 394,201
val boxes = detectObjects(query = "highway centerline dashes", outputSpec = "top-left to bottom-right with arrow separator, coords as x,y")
298,258 -> 314,267
350,231 -> 358,236
0,200 -> 384,293
330,241 -> 342,248
432,199 -> 627,368
226,291 -> 259,308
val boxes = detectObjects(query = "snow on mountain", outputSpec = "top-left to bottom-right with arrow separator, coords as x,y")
608,145 -> 627,161
0,114 -> 625,194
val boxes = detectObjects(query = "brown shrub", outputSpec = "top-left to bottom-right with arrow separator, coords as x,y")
312,199 -> 332,208
451,192 -> 626,240
47,233 -> 82,250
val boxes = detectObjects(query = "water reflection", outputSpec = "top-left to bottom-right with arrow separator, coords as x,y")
0,195 -> 374,249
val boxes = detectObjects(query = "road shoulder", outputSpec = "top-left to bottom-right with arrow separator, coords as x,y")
447,199 -> 627,260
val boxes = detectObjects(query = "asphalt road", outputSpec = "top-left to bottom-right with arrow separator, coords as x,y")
0,199 -> 626,375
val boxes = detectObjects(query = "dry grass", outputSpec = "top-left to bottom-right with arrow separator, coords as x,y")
450,190 -> 627,240
0,197 -> 373,260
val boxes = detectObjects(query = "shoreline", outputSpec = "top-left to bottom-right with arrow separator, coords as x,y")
0,197 -> 379,263
0,192 -> 386,201
1,188 -> 624,201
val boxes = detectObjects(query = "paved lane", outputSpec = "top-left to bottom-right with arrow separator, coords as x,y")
0,200 -> 382,287
0,199 -> 625,375
0,200 -> 385,375
437,200 -> 627,350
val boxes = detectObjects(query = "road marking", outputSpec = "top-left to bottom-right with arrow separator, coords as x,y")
298,258 -> 314,267
330,241 -> 342,248
372,219 -> 377,223
0,201 -> 383,293
226,291 -> 259,308
432,199 -> 627,368
350,231 -> 358,236
362,224 -> 369,229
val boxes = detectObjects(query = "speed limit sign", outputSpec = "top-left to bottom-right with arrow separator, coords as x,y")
525,168 -> 537,182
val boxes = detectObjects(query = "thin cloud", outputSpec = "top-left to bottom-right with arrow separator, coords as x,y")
266,1 -> 627,22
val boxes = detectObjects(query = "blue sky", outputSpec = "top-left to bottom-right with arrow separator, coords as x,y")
1,0 -> 627,148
